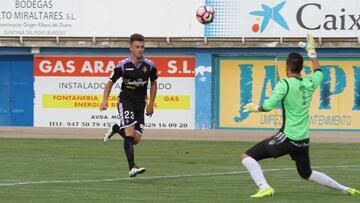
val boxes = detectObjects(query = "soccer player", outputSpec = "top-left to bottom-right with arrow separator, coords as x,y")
241,34 -> 360,198
100,33 -> 158,178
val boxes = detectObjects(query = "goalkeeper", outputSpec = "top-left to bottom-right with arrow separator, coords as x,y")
240,34 -> 360,198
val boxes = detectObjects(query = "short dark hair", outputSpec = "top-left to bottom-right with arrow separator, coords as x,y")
130,33 -> 145,44
286,53 -> 303,74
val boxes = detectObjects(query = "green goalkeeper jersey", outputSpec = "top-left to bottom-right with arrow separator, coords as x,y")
262,70 -> 323,141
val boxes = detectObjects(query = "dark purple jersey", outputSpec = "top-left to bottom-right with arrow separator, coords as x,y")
110,57 -> 158,102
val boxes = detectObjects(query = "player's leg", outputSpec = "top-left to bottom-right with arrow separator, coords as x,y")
241,153 -> 275,198
123,125 -> 136,170
103,122 -> 126,142
241,136 -> 279,197
241,143 -> 272,191
112,99 -> 143,177
124,125 -> 145,177
124,102 -> 146,177
288,139 -> 312,180
292,147 -> 359,195
309,171 -> 353,195
241,132 -> 292,197
309,167 -> 360,194
132,123 -> 144,145
103,102 -> 126,142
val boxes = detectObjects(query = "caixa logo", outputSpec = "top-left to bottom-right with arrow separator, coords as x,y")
249,1 -> 289,33
250,1 -> 360,33
297,3 -> 360,30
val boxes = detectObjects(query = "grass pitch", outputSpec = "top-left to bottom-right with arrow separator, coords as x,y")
0,138 -> 359,203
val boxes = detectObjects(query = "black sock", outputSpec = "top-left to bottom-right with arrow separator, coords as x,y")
112,124 -> 120,133
124,137 -> 135,170
118,129 -> 126,139
112,124 -> 126,139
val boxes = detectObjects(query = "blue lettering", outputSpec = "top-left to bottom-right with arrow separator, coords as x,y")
353,66 -> 360,110
234,64 -> 253,122
320,65 -> 346,109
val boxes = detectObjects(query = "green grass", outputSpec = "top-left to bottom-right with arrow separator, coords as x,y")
0,138 -> 359,203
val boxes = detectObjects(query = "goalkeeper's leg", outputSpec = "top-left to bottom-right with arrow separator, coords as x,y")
241,137 -> 280,198
293,151 -> 358,195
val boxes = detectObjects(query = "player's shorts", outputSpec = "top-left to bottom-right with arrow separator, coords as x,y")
117,97 -> 145,135
246,131 -> 310,161
246,131 -> 312,179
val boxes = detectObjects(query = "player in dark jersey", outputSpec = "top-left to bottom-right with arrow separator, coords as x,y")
240,34 -> 360,198
100,33 -> 158,178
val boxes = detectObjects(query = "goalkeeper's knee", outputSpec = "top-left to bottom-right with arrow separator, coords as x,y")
298,168 -> 312,180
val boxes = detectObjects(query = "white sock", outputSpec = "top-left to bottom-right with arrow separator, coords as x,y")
309,170 -> 348,194
242,157 -> 270,189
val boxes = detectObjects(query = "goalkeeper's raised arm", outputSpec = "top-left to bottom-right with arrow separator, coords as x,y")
299,34 -> 321,72
244,34 -> 323,114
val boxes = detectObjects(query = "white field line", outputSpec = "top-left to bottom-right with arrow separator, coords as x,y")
0,164 -> 359,187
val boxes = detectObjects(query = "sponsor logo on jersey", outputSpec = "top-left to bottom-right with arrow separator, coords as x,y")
124,78 -> 148,87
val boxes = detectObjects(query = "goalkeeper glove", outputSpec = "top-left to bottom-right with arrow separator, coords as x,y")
244,103 -> 260,113
298,34 -> 317,59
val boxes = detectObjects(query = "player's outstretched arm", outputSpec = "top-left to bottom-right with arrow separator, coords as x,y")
100,80 -> 114,111
310,58 -> 321,72
243,103 -> 265,113
299,34 -> 321,72
245,78 -> 288,113
146,80 -> 157,117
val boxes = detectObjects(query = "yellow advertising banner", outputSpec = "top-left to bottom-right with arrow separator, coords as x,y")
216,56 -> 360,131
43,94 -> 190,110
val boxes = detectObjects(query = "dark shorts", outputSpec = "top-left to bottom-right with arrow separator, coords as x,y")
246,132 -> 312,178
246,132 -> 310,160
117,98 -> 145,135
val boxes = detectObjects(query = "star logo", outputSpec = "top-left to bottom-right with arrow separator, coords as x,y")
249,1 -> 289,33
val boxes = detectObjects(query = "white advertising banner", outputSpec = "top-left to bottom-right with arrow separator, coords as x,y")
0,0 -> 204,37
1,0 -> 360,37
34,55 -> 196,129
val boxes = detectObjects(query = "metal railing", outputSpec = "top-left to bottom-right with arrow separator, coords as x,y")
0,36 -> 359,48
